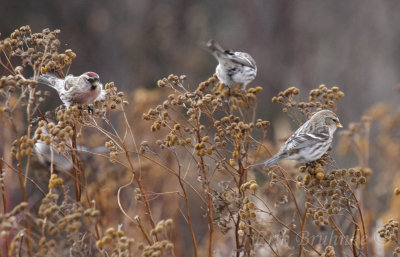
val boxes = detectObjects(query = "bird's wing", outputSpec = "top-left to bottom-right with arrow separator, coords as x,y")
207,40 -> 255,66
230,52 -> 256,69
63,75 -> 76,91
283,126 -> 330,152
38,73 -> 64,91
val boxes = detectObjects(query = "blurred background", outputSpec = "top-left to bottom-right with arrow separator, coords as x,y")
2,0 -> 400,124
1,1 -> 400,255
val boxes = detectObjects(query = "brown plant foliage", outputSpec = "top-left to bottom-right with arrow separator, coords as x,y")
1,26 -> 400,257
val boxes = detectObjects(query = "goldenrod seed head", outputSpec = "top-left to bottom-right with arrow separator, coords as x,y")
316,172 -> 325,180
249,183 -> 258,191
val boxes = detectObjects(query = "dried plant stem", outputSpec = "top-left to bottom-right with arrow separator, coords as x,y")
255,197 -> 322,255
0,158 -> 10,257
16,159 -> 33,257
71,124 -> 81,201
347,184 -> 369,257
277,168 -> 302,222
298,207 -> 308,257
194,117 -> 214,257
352,228 -> 359,257
0,49 -> 15,74
121,104 -> 143,178
206,186 -> 214,257
121,105 -> 159,241
171,148 -> 197,255
124,147 -> 159,241
237,150 -> 248,187
117,180 -> 153,245
235,158 -> 248,256
18,233 -> 23,257
247,224 -> 280,257
23,86 -> 36,187
79,159 -> 101,241
234,215 -> 242,257
327,216 -> 353,251
177,162 -> 198,257
1,160 -> 46,196
138,153 -> 207,205
311,194 -> 355,253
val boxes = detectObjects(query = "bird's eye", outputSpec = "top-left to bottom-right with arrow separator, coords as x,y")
88,77 -> 99,83
332,118 -> 338,123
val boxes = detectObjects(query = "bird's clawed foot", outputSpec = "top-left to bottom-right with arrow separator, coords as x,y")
304,161 -> 318,173
76,104 -> 94,114
307,161 -> 317,169
87,106 -> 94,114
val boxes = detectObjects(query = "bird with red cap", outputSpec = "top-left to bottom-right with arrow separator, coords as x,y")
38,71 -> 106,106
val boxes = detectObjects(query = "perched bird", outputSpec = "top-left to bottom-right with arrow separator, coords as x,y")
206,39 -> 257,89
34,121 -> 108,171
38,71 -> 105,106
261,110 -> 342,169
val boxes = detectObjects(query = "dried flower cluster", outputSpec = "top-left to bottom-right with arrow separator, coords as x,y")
379,219 -> 400,256
272,84 -> 344,121
1,25 -> 400,257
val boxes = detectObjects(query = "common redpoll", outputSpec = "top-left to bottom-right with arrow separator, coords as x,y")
206,39 -> 257,89
38,71 -> 105,106
34,121 -> 108,171
262,110 -> 342,169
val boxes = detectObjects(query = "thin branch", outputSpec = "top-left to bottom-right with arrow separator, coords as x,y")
172,150 -> 198,257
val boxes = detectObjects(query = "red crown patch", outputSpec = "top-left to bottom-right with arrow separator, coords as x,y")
87,72 -> 99,78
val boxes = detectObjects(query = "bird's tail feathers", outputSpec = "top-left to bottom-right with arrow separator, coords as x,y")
205,39 -> 229,61
262,155 -> 282,169
206,39 -> 225,53
37,73 -> 58,89
248,155 -> 282,170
